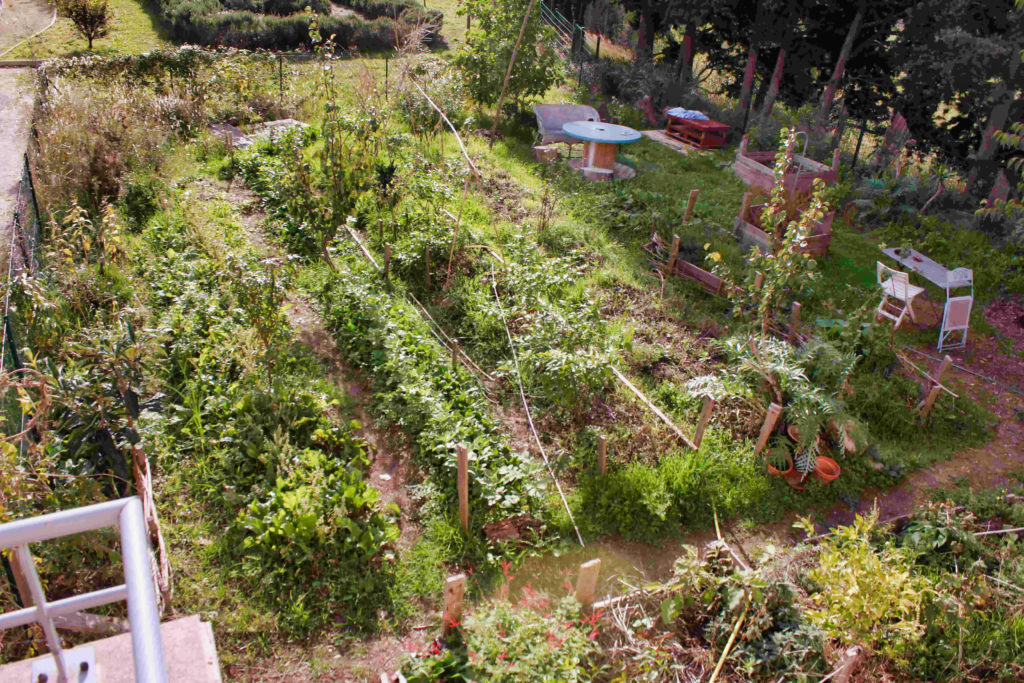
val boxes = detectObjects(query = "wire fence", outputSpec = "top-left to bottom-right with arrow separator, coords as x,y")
2,154 -> 42,449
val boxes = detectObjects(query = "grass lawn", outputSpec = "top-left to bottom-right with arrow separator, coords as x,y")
8,0 -> 170,58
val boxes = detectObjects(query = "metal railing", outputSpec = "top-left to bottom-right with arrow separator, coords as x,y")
0,497 -> 168,683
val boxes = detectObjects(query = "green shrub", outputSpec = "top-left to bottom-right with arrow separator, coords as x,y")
232,447 -> 399,633
405,593 -> 598,682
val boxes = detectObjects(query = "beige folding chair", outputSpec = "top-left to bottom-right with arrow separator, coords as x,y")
876,261 -> 925,327
938,295 -> 972,351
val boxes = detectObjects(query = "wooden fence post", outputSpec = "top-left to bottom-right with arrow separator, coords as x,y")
693,396 -> 716,449
451,338 -> 458,371
576,559 -> 601,611
384,243 -> 391,282
754,402 -> 783,456
919,354 -> 953,420
739,192 -> 752,223
685,189 -> 699,222
789,302 -> 802,346
457,444 -> 469,533
597,435 -> 607,474
442,573 -> 466,632
753,271 -> 764,290
665,234 -> 681,273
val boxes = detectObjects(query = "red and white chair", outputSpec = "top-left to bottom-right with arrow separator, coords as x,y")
876,261 -> 925,328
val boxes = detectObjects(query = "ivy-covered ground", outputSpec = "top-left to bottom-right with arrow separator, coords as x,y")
3,27 -> 1023,682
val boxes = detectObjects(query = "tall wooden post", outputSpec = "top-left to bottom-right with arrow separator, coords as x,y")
442,574 -> 466,632
693,397 -> 716,449
457,444 -> 469,533
789,302 -> 802,346
597,435 -> 607,474
424,244 -> 431,289
384,243 -> 391,282
576,559 -> 601,611
754,403 -> 783,456
753,271 -> 764,290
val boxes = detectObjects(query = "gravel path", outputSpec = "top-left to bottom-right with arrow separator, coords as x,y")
0,68 -> 36,277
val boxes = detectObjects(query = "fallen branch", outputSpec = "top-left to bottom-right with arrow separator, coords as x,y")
610,366 -> 697,449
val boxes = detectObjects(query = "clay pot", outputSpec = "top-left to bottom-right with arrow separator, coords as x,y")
766,452 -> 795,477
766,452 -> 805,490
815,455 -> 841,484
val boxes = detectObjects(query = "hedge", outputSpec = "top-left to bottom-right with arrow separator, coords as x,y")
156,0 -> 443,51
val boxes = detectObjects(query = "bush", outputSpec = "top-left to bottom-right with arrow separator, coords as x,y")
396,57 -> 468,134
155,0 -> 442,51
405,593 -> 598,681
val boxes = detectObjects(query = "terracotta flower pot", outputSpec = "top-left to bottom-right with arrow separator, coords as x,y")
766,452 -> 795,477
814,455 -> 841,484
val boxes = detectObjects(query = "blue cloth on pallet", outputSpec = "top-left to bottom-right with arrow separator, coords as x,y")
666,107 -> 709,121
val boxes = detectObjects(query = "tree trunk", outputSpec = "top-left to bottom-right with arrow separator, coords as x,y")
817,2 -> 865,128
739,46 -> 758,117
635,1 -> 654,63
758,45 -> 787,122
969,57 -> 1019,194
676,23 -> 696,83
88,36 -> 94,50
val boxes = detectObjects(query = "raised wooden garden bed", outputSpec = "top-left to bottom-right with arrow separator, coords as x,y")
643,232 -> 729,296
734,135 -> 840,194
734,202 -> 835,259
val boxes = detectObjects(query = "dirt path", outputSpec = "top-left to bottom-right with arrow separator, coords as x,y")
0,68 -> 35,276
0,0 -> 53,55
203,180 -> 422,547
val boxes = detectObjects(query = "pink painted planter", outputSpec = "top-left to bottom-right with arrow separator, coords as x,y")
734,135 -> 839,195
734,204 -> 834,259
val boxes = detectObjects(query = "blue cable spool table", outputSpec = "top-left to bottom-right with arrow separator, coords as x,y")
562,120 -> 642,180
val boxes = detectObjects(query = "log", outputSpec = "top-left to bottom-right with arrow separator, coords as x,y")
611,367 -> 697,449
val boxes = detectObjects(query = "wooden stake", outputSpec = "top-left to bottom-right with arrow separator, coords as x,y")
488,0 -> 539,148
597,435 -> 607,474
665,234 -> 681,274
918,355 -> 953,419
753,271 -> 764,290
457,444 -> 469,533
576,558 -> 601,610
739,192 -> 752,222
684,189 -> 699,223
694,396 -> 716,449
424,244 -> 431,289
451,338 -> 458,371
611,367 -> 697,449
754,402 -> 783,456
384,243 -> 391,282
442,573 -> 466,632
789,302 -> 802,346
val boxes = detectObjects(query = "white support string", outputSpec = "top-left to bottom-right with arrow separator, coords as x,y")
490,263 -> 585,547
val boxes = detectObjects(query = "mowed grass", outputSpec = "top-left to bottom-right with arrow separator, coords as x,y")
9,0 -> 170,58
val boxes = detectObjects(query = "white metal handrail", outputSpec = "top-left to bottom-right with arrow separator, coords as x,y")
0,497 -> 168,683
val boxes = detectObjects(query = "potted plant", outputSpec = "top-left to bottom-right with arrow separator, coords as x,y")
766,438 -> 805,490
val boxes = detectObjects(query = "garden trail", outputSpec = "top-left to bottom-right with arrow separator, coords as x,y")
207,180 -> 421,550
0,68 -> 34,275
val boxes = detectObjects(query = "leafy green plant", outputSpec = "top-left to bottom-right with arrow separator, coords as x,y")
800,510 -> 933,666
228,255 -> 292,383
405,591 -> 598,682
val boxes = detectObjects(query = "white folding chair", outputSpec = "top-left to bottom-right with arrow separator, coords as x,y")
877,261 -> 925,327
945,267 -> 974,299
938,295 -> 972,351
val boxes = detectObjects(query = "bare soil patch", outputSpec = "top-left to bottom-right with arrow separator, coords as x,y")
0,68 -> 35,275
